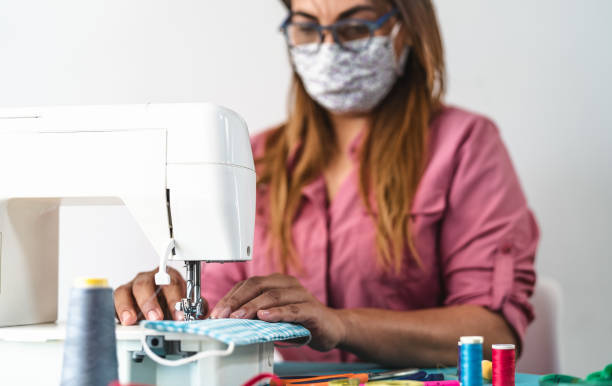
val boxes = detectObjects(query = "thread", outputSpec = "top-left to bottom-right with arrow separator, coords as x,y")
243,372 -> 282,386
492,344 -> 515,386
460,336 -> 484,386
328,379 -> 361,386
73,277 -> 109,287
359,382 -> 423,386
60,278 -> 118,386
135,284 -> 163,320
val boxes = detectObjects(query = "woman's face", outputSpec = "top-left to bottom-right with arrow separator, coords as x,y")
287,0 -> 408,116
290,0 -> 394,41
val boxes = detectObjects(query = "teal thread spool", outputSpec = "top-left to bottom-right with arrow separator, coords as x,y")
460,336 -> 484,386
60,278 -> 118,386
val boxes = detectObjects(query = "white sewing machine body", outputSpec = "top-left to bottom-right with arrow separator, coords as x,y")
0,324 -> 274,386
0,103 -> 268,385
0,103 -> 256,326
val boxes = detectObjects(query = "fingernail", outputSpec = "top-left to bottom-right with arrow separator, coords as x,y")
219,306 -> 232,319
258,310 -> 270,318
121,311 -> 134,324
210,307 -> 219,319
230,309 -> 246,319
174,310 -> 184,321
147,310 -> 161,321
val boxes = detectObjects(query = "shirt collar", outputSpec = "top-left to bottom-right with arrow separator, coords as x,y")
301,174 -> 327,203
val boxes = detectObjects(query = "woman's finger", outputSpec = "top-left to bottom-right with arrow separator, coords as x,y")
132,272 -> 164,321
160,274 -> 186,320
258,304 -> 345,352
114,283 -> 138,325
229,288 -> 311,319
256,303 -> 312,324
211,274 -> 298,318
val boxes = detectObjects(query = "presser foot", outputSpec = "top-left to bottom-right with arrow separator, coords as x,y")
176,297 -> 205,322
178,260 -> 204,321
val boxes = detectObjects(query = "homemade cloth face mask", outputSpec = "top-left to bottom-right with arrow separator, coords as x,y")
290,26 -> 409,114
140,319 -> 311,366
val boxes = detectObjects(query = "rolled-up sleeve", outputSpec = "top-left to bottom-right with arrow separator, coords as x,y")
440,117 -> 539,345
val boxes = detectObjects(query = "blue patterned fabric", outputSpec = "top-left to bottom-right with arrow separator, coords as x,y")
140,319 -> 311,346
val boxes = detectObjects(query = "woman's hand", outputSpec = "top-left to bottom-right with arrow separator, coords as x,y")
209,273 -> 346,352
113,266 -> 199,325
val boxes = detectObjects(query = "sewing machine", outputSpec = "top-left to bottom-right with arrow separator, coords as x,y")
0,103 -> 270,385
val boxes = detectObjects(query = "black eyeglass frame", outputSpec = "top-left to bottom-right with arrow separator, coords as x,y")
279,8 -> 399,52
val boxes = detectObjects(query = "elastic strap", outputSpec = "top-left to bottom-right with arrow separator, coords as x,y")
140,332 -> 235,367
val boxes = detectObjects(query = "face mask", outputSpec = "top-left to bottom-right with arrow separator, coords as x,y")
140,319 -> 311,366
290,28 -> 409,114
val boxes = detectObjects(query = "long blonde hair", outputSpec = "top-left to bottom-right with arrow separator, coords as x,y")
257,0 -> 445,273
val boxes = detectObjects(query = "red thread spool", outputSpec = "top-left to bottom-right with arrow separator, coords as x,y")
492,344 -> 516,386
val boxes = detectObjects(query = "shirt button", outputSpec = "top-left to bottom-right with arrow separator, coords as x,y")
501,243 -> 513,254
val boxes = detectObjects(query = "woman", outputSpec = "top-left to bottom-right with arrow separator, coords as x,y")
114,0 -> 538,367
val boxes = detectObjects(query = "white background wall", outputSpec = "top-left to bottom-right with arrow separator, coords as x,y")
0,0 -> 610,376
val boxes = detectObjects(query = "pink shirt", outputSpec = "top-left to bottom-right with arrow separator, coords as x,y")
203,106 -> 538,362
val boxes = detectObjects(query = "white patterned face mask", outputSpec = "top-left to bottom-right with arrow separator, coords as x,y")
290,31 -> 409,114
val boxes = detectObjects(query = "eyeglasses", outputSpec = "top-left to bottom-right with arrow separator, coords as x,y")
280,8 -> 398,53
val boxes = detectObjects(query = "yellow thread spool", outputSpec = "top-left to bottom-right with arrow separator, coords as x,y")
73,277 -> 109,288
482,359 -> 493,380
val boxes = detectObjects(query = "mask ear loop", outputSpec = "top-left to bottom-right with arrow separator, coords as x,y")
389,21 -> 410,76
140,331 -> 235,367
